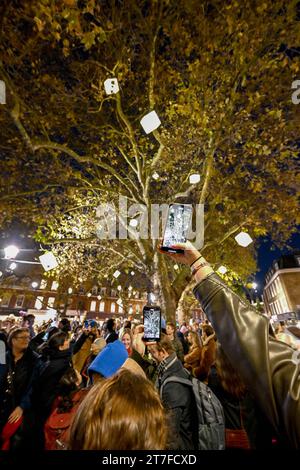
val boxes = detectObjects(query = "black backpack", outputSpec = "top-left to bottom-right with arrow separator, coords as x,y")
160,372 -> 225,450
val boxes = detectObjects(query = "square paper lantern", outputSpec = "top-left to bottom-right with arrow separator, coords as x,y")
113,270 -> 121,278
235,232 -> 253,247
0,81 -> 6,105
39,252 -> 59,271
104,78 -> 119,95
140,110 -> 161,134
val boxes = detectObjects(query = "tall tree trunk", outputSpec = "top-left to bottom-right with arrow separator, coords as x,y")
152,252 -> 177,323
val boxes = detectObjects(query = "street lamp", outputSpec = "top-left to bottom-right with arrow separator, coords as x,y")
4,245 -> 20,259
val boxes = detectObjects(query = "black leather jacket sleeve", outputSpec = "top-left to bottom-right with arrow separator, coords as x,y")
193,273 -> 300,448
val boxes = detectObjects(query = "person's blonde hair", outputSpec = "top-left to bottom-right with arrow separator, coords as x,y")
70,369 -> 167,450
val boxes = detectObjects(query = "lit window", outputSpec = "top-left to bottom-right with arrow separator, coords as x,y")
51,281 -> 59,291
48,297 -> 55,308
111,302 -> 116,313
99,301 -> 105,312
90,301 -> 96,311
40,279 -> 48,289
35,296 -> 44,310
15,295 -> 24,308
0,294 -> 11,307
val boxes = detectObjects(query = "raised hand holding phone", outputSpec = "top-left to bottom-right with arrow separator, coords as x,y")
160,203 -> 193,254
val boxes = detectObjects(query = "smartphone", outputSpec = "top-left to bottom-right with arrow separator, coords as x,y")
143,306 -> 161,342
161,203 -> 193,254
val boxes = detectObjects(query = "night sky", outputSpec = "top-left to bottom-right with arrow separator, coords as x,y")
255,230 -> 300,294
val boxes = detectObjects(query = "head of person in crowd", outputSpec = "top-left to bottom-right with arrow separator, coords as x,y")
147,333 -> 175,364
202,324 -> 215,342
124,320 -> 132,329
39,331 -> 70,358
21,313 -> 35,328
8,327 -> 30,355
215,342 -> 246,398
87,340 -> 128,382
56,366 -> 83,413
166,322 -> 176,340
180,322 -> 188,334
87,320 -> 98,336
70,369 -> 167,450
187,330 -> 201,349
90,337 -> 106,356
120,328 -> 133,355
58,318 -> 71,334
106,318 -> 116,333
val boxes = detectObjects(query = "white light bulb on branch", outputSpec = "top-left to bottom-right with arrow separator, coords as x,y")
189,174 -> 201,184
113,270 -> 121,279
152,172 -> 159,180
218,266 -> 227,275
140,110 -> 161,134
129,219 -> 138,228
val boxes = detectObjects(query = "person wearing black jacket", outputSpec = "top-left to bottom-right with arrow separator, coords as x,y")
148,334 -> 197,450
159,241 -> 300,448
0,328 -> 42,450
31,331 -> 72,449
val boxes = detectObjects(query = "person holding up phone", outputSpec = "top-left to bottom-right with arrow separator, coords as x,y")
159,241 -> 300,448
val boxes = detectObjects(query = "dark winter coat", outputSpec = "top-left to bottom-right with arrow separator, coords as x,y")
157,353 -> 198,450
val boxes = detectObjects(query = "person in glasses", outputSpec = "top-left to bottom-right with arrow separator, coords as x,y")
0,327 -> 41,450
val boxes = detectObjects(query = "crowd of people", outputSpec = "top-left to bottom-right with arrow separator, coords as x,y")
0,242 -> 299,450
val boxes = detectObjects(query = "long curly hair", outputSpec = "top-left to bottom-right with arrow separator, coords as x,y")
215,342 -> 246,399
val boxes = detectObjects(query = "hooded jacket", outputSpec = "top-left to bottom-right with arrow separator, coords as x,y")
193,273 -> 300,448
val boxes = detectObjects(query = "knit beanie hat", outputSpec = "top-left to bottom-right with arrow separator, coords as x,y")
88,340 -> 128,378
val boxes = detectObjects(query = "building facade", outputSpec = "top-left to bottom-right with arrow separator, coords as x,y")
0,277 -> 147,323
263,253 -> 300,321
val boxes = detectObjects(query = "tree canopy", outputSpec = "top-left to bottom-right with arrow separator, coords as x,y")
0,0 -> 299,320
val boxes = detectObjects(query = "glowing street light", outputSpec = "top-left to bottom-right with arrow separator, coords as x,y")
235,232 -> 253,247
4,245 -> 20,259
218,266 -> 227,275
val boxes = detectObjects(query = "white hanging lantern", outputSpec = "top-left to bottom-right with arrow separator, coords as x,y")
235,232 -> 253,247
140,110 -> 161,134
104,78 -> 119,95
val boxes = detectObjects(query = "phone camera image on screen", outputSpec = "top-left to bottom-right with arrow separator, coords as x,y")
161,204 -> 193,253
143,306 -> 161,341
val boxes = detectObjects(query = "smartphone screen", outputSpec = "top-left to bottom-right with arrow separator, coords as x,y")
143,306 -> 161,341
161,203 -> 193,253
